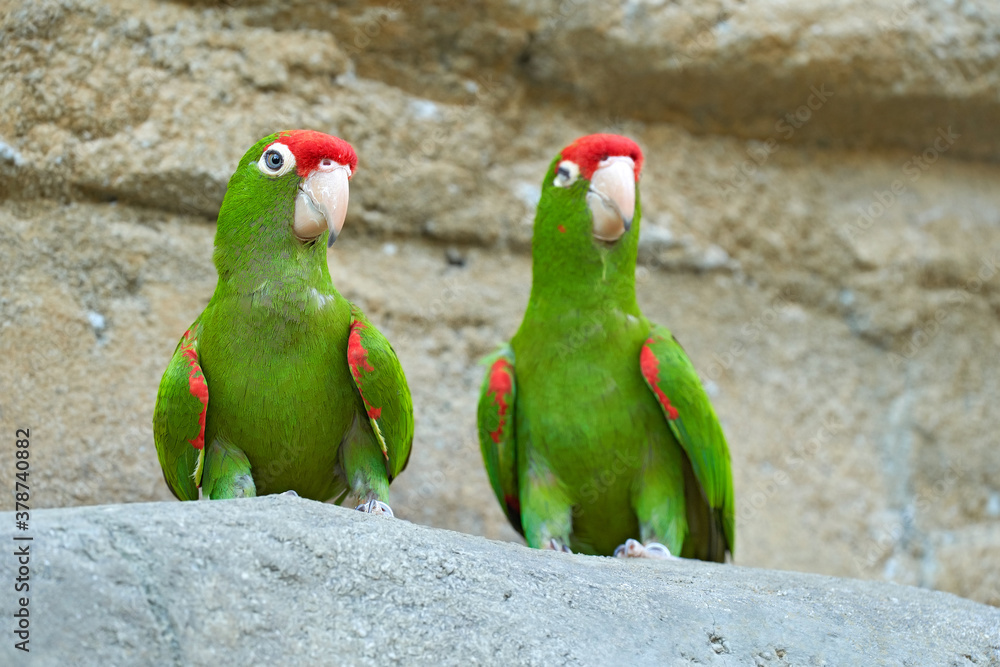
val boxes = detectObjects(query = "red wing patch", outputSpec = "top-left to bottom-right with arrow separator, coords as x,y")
348,322 -> 382,419
179,328 -> 208,450
504,493 -> 521,516
640,337 -> 679,420
487,358 -> 513,444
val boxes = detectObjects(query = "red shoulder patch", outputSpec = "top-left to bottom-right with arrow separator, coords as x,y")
640,337 -> 679,420
487,358 -> 514,444
348,322 -> 382,419
179,328 -> 208,450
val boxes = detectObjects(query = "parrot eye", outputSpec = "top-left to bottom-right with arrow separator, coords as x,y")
256,142 -> 296,178
553,160 -> 580,188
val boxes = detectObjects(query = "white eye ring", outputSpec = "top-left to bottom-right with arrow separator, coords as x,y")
553,160 -> 580,188
257,142 -> 297,178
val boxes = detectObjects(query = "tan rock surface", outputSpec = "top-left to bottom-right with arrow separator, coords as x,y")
0,0 -> 997,608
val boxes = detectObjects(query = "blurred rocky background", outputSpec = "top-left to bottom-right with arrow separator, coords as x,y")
1,0 -> 998,607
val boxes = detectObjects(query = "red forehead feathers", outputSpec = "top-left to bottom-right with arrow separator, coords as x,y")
559,134 -> 643,181
267,130 -> 358,178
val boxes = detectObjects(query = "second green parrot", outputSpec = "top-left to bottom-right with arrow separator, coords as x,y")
153,130 -> 412,515
477,134 -> 734,560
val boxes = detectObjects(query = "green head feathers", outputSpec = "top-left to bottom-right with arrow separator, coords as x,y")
213,130 -> 357,282
529,133 -> 645,307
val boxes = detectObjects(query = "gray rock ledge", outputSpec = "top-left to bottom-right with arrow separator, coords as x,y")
3,496 -> 998,666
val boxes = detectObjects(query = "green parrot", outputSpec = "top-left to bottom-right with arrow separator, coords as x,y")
153,130 -> 412,515
477,134 -> 734,560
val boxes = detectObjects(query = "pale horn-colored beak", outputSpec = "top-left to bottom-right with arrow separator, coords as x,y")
587,156 -> 636,242
293,160 -> 351,247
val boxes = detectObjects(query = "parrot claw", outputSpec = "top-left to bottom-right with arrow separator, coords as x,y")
544,538 -> 572,553
614,539 -> 677,560
280,490 -> 299,497
355,499 -> 394,518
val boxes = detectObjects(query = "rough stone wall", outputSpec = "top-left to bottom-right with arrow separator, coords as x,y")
1,0 -> 998,607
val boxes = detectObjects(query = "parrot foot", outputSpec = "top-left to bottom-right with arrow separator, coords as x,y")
280,490 -> 299,497
614,539 -> 677,560
355,499 -> 394,518
543,538 -> 572,553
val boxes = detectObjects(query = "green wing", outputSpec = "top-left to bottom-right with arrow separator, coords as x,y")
152,324 -> 208,501
476,344 -> 521,534
346,304 -> 413,480
639,325 -> 735,558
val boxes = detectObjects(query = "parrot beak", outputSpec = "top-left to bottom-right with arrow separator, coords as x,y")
293,161 -> 351,247
587,157 -> 636,243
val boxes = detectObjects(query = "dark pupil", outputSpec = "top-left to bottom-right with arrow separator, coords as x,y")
557,167 -> 569,179
265,150 -> 283,170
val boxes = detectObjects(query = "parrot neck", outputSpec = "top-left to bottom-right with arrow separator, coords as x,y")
523,242 -> 641,322
212,206 -> 335,298
522,178 -> 645,324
